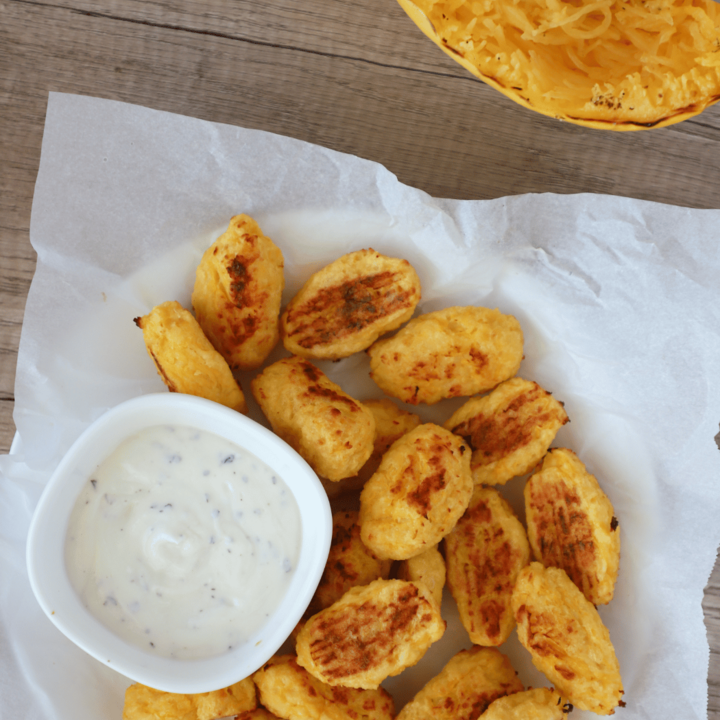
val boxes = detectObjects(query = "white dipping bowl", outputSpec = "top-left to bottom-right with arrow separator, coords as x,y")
26,393 -> 332,694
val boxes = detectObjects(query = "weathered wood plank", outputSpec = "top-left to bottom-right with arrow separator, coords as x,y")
3,0 -> 720,208
18,0 -> 458,73
0,401 -> 17,455
21,0 -> 720,142
706,553 -> 720,719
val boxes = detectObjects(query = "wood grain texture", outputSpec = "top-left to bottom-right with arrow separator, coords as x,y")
706,556 -> 720,719
1,0 -> 720,713
3,0 -> 720,206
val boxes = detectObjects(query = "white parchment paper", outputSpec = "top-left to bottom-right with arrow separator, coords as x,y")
1,92 -> 720,719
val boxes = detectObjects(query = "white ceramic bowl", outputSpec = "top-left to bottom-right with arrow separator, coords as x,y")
26,393 -> 332,694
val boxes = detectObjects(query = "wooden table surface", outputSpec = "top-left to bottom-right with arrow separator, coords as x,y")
2,0 -> 720,715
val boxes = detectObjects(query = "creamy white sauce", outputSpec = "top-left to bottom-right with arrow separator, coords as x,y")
65,425 -> 302,660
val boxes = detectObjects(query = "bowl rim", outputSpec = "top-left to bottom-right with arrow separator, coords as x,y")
26,392 -> 332,694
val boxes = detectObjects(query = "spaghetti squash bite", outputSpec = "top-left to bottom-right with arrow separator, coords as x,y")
192,214 -> 284,370
524,448 -> 620,605
367,306 -> 524,405
296,579 -> 445,689
134,301 -> 247,414
253,655 -> 394,720
512,563 -> 623,715
281,249 -> 421,360
444,485 -> 530,646
359,424 -> 473,560
396,544 -> 446,609
251,357 -> 375,481
481,687 -> 569,720
445,378 -> 568,486
396,646 -> 523,720
122,679 -> 256,720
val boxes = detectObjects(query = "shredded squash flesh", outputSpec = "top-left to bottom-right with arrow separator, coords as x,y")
408,0 -> 720,127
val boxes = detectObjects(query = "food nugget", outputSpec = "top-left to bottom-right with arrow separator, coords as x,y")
253,654 -> 395,720
359,424 -> 473,560
235,710 -> 282,720
367,306 -> 523,405
320,399 -> 421,499
511,563 -> 623,715
134,301 -> 247,414
251,357 -> 375,481
122,678 -> 256,720
305,510 -> 393,618
396,646 -> 523,720
296,578 -> 445,689
358,398 -> 423,483
480,687 -> 569,720
281,249 -> 421,360
524,448 -> 620,605
194,679 -> 256,720
396,544 -> 446,609
192,214 -> 284,370
445,486 -> 530,646
122,684 -> 194,720
445,378 -> 568,485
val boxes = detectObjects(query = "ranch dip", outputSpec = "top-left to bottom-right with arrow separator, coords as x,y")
65,424 -> 302,660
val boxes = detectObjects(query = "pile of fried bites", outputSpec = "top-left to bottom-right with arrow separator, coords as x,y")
129,215 -> 623,720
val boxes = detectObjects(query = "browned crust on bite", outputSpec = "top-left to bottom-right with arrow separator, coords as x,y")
396,645 -> 524,720
511,563 -> 623,715
300,361 -> 362,411
253,654 -> 395,720
367,306 -> 523,406
396,431 -> 465,515
225,254 -> 263,343
445,486 -> 530,646
404,450 -> 452,517
286,271 -> 413,348
450,382 -> 565,465
192,215 -> 284,370
524,448 -> 620,605
444,377 -> 568,486
251,356 -> 375,481
296,579 -> 445,689
359,424 -> 473,561
282,249 -> 421,360
528,479 -> 596,591
306,583 -> 424,681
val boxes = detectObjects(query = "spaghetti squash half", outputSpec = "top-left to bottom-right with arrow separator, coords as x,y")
398,0 -> 720,129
